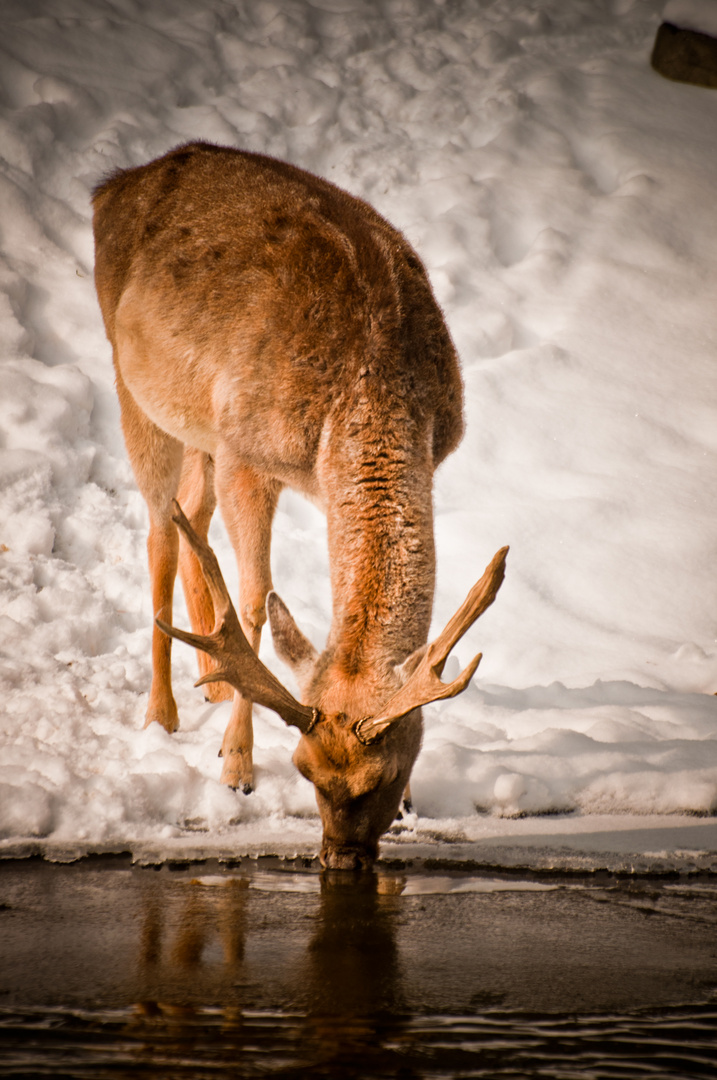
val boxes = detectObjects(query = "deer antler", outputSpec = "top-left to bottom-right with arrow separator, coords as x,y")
354,546 -> 508,744
156,501 -> 318,734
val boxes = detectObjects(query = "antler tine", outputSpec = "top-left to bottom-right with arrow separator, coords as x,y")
426,545 -> 509,672
156,501 -> 318,734
171,499 -> 234,626
355,546 -> 508,743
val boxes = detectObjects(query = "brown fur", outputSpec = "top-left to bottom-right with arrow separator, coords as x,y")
93,142 -> 464,865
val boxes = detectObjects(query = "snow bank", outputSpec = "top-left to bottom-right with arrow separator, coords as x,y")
1,0 -> 716,869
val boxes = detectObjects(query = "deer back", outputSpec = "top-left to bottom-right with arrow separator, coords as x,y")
93,143 -> 463,491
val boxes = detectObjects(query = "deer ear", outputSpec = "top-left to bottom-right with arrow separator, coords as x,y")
267,591 -> 319,680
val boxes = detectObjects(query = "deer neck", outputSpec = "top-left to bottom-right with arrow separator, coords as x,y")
317,402 -> 436,701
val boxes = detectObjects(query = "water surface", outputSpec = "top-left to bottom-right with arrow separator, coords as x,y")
1,857 -> 716,1077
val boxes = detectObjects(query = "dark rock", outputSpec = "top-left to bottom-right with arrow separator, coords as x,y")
651,21 -> 717,88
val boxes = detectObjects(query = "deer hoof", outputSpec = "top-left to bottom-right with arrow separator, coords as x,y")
225,781 -> 253,796
394,794 -> 413,822
143,707 -> 179,734
202,681 -> 233,704
219,749 -> 253,792
196,654 -> 233,703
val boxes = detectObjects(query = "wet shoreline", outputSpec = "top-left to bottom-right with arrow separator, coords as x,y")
4,811 -> 716,878
3,848 -> 717,880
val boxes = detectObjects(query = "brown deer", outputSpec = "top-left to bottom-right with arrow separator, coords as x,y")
92,142 -> 508,870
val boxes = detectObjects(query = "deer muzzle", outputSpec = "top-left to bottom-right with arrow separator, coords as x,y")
320,840 -> 378,871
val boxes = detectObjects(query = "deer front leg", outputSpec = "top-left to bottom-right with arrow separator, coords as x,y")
219,680 -> 256,793
215,460 -> 280,792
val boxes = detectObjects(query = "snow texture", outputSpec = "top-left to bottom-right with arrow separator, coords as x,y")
0,0 -> 716,871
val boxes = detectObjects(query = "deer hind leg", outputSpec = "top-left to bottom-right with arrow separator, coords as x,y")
214,457 -> 280,792
145,513 -> 181,732
175,448 -> 232,703
115,368 -> 183,733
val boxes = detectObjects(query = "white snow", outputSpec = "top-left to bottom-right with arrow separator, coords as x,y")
1,0 -> 716,872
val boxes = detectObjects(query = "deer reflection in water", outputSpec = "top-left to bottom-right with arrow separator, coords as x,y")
303,870 -> 409,1061
131,869 -> 412,1070
136,873 -> 249,1021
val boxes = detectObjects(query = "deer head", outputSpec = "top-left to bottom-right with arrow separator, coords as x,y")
158,502 -> 508,869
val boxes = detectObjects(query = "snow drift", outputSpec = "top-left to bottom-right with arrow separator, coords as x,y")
0,0 -> 716,870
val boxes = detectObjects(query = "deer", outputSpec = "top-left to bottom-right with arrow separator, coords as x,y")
92,141 -> 508,870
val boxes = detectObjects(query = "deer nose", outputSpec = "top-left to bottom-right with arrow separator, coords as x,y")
320,844 -> 372,871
